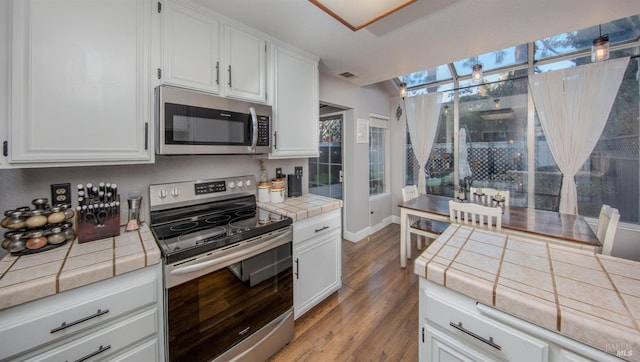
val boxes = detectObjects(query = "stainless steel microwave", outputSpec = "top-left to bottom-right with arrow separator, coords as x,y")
156,85 -> 272,155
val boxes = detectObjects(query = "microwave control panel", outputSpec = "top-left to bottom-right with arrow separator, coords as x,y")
256,116 -> 270,146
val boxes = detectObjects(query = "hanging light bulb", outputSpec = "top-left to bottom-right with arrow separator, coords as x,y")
494,99 -> 500,109
592,25 -> 610,62
443,105 -> 449,115
400,82 -> 407,98
472,56 -> 483,83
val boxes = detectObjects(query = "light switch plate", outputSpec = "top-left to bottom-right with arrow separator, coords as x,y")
275,168 -> 283,178
294,166 -> 303,176
51,183 -> 72,205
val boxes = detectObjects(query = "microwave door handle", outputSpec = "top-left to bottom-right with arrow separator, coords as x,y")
249,107 -> 258,152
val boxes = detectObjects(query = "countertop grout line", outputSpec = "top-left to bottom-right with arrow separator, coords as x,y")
546,243 -> 562,332
492,233 -> 509,306
596,253 -> 640,331
423,224 -> 458,279
55,241 -> 74,293
444,226 -> 473,288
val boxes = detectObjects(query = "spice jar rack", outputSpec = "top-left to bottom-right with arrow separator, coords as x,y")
1,199 -> 76,256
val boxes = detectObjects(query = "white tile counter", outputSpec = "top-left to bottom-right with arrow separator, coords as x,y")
0,224 -> 161,310
258,193 -> 343,222
415,224 -> 640,361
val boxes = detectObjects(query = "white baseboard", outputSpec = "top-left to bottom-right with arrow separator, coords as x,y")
343,216 -> 394,242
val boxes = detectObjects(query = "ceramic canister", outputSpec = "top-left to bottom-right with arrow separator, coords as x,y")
258,183 -> 271,203
270,186 -> 285,203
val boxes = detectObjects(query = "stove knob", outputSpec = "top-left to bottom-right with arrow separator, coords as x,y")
238,180 -> 244,188
158,189 -> 168,199
171,188 -> 181,197
245,179 -> 252,187
228,181 -> 235,189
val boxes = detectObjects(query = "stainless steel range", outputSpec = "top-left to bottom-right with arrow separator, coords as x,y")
149,176 -> 293,362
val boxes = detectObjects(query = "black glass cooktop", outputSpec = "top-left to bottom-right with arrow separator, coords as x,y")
150,196 -> 291,264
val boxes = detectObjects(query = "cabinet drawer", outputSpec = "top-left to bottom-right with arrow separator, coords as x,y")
23,308 -> 158,362
293,208 -> 341,242
0,267 -> 158,360
425,289 -> 548,362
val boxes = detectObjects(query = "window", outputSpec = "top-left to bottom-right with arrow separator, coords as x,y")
400,13 -> 640,224
369,117 -> 388,196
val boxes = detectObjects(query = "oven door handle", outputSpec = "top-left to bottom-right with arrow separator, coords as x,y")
170,230 -> 291,276
249,106 -> 257,153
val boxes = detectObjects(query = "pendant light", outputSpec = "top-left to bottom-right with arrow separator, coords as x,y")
472,56 -> 483,83
400,82 -> 407,99
592,25 -> 610,62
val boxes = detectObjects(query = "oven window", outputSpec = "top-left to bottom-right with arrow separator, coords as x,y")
167,242 -> 293,362
165,103 -> 250,146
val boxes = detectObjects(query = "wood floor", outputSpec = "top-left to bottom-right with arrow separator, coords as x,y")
269,223 -> 422,361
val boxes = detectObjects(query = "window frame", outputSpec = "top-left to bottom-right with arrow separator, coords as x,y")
369,114 -> 390,198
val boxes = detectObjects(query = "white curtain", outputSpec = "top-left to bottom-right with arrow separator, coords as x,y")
405,92 -> 442,194
529,57 -> 629,214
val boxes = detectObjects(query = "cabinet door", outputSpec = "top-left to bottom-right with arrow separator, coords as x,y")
223,25 -> 266,102
10,0 -> 152,164
162,0 -> 220,93
271,46 -> 319,158
293,230 -> 341,319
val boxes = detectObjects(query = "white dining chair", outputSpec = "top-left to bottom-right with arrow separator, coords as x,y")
469,187 -> 510,208
401,185 -> 447,259
596,204 -> 620,256
449,200 -> 502,231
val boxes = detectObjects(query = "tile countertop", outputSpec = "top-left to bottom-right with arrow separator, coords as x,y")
415,224 -> 640,360
0,224 -> 161,311
257,193 -> 343,222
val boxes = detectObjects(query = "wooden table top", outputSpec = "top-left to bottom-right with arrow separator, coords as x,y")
399,194 -> 601,247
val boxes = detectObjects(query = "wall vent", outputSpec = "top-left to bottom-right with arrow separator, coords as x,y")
339,72 -> 356,78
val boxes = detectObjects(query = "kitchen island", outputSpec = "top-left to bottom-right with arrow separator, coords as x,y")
415,224 -> 640,361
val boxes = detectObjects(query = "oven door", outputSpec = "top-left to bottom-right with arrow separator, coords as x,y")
165,232 -> 293,362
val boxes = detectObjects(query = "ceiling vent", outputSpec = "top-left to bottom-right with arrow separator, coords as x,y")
339,72 -> 356,78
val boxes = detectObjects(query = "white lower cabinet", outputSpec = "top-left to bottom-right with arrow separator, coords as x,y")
419,278 -> 622,362
293,208 -> 342,319
0,264 -> 164,361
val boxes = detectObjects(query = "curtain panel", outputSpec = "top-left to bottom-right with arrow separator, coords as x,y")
405,93 -> 442,194
529,57 -> 629,214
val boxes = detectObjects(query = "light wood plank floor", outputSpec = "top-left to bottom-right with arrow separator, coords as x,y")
269,223 -> 422,361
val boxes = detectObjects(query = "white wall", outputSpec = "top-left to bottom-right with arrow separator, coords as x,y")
319,74 -> 391,242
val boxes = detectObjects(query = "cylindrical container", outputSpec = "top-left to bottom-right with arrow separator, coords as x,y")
257,183 -> 271,203
47,206 -> 66,224
258,208 -> 270,224
47,227 -> 66,244
61,222 -> 76,241
8,234 -> 26,253
26,210 -> 47,228
271,178 -> 285,189
26,231 -> 47,250
270,185 -> 285,204
4,211 -> 27,230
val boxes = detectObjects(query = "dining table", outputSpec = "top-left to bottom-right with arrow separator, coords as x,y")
398,193 -> 601,268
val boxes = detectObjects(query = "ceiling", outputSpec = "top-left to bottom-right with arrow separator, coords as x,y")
194,0 -> 640,87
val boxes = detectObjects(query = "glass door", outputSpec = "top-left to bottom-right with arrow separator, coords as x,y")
309,114 -> 343,199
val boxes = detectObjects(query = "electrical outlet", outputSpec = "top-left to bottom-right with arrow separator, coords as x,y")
294,166 -> 303,176
275,168 -> 283,178
51,183 -> 72,205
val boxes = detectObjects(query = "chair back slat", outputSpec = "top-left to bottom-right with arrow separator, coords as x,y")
402,185 -> 420,203
597,204 -> 620,256
449,200 -> 502,231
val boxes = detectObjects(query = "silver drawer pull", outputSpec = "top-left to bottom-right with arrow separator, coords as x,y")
315,225 -> 330,233
68,344 -> 111,362
51,309 -> 110,334
449,321 -> 501,350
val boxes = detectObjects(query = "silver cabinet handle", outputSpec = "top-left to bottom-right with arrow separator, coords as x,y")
249,106 -> 257,152
295,258 -> 299,279
449,322 -> 501,350
315,225 -> 330,233
51,309 -> 110,334
68,344 -> 111,362
227,65 -> 232,87
215,61 -> 220,85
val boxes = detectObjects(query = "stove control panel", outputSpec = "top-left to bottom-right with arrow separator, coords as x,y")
150,175 -> 257,210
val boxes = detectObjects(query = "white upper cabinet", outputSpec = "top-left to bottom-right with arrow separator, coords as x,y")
223,25 -> 267,102
158,1 -> 266,103
270,46 -> 319,158
9,0 -> 153,166
161,0 -> 221,94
